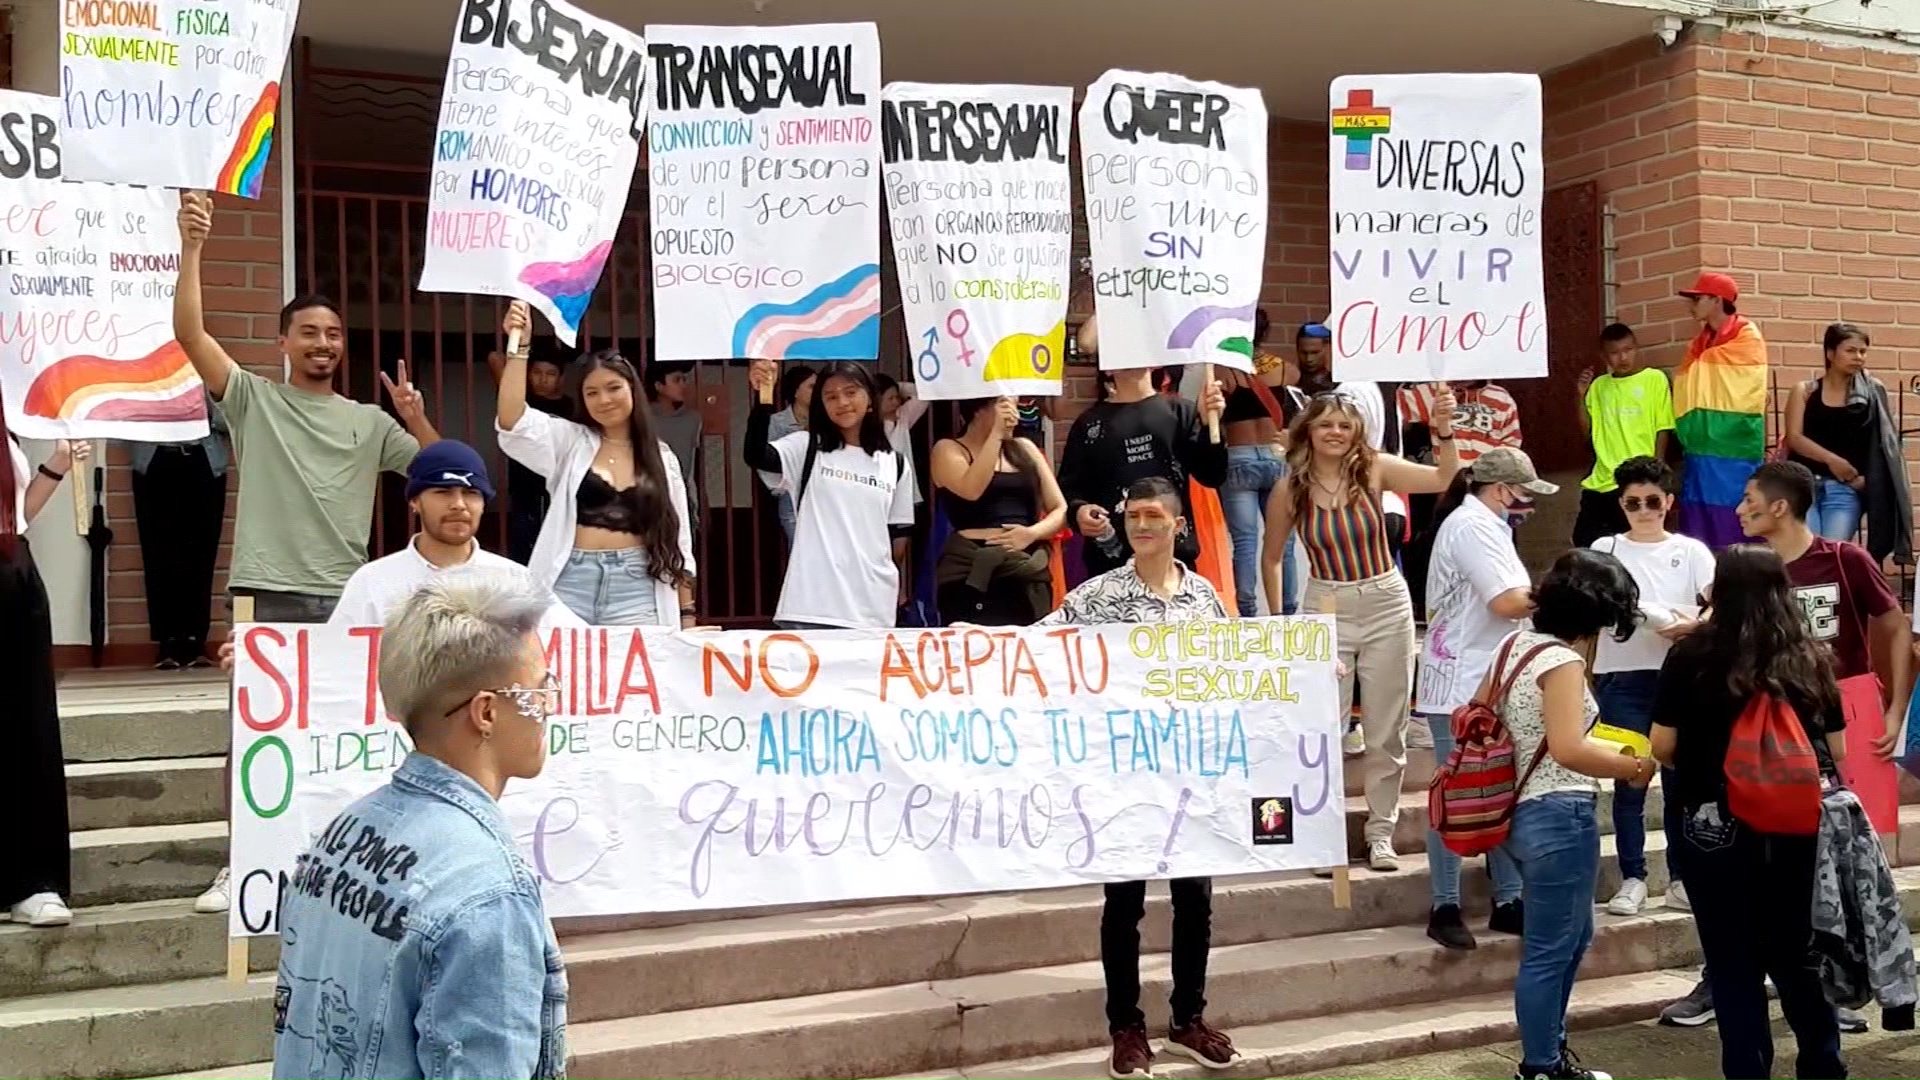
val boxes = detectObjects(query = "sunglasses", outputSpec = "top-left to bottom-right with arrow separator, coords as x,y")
1620,495 -> 1667,512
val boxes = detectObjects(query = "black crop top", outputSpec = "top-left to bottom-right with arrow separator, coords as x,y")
576,470 -> 643,532
941,445 -> 1039,531
1221,382 -> 1304,425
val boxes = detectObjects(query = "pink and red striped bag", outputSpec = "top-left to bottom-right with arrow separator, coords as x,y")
1428,635 -> 1557,857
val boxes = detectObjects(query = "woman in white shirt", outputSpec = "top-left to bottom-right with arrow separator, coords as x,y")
494,301 -> 695,627
1586,455 -> 1714,916
744,360 -> 913,630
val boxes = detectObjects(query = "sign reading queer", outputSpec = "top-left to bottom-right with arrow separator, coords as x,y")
59,0 -> 299,196
881,84 -> 1071,401
1079,70 -> 1267,374
417,0 -> 646,347
0,90 -> 205,441
228,619 -> 1343,934
1327,74 -> 1545,382
645,23 -> 882,362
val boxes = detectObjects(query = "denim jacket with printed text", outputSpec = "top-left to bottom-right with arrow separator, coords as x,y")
271,752 -> 568,1080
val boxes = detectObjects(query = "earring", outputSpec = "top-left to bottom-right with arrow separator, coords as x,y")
482,727 -> 492,741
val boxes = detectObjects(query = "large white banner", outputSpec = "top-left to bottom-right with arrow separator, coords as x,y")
1327,74 -> 1546,382
417,0 -> 646,347
0,90 -> 206,441
1079,71 -> 1267,374
227,620 -> 1345,935
646,23 -> 882,362
58,0 -> 299,196
881,84 -> 1071,401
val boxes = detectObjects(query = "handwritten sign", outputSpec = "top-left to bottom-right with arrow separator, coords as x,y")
227,619 -> 1344,934
416,0 -> 646,347
1078,70 -> 1267,374
1327,74 -> 1546,382
881,83 -> 1071,401
0,90 -> 205,441
645,22 -> 882,362
58,0 -> 299,196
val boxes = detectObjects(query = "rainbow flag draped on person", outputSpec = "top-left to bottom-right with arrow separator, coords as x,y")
1673,307 -> 1768,549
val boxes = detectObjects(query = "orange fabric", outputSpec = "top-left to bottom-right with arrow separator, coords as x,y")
1188,479 -> 1236,603
1049,533 -> 1067,609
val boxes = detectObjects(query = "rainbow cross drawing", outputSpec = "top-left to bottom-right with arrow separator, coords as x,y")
1330,88 -> 1391,172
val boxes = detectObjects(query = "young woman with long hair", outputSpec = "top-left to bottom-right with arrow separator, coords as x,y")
494,301 -> 695,627
1783,323 -> 1912,555
1258,389 -> 1460,871
930,396 -> 1067,626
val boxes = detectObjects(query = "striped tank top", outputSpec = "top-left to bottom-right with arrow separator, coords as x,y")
1301,493 -> 1396,582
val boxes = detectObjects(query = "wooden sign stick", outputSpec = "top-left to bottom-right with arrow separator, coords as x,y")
225,593 -> 255,985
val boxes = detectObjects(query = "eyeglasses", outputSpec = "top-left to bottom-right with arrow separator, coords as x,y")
1621,495 -> 1666,512
447,671 -> 561,723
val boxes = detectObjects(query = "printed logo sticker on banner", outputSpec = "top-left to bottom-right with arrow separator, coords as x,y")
227,619 -> 1345,935
646,22 -> 882,362
1079,70 -> 1268,374
881,83 -> 1072,401
417,0 -> 647,347
1327,74 -> 1546,383
59,0 -> 300,196
0,90 -> 205,441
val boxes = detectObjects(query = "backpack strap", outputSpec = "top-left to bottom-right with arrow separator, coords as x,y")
1490,638 -> 1572,793
1483,637 -> 1559,714
794,436 -> 821,507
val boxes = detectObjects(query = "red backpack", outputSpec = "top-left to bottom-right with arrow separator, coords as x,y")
1429,635 -> 1557,857
1724,693 -> 1823,835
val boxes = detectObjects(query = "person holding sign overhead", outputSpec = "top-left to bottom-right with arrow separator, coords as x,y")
930,396 -> 1068,626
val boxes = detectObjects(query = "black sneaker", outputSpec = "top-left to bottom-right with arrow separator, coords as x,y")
1659,978 -> 1715,1027
1426,904 -> 1477,950
1489,899 -> 1524,935
1515,1051 -> 1611,1080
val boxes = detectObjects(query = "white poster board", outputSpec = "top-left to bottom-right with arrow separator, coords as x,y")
1327,74 -> 1546,382
416,0 -> 647,347
228,619 -> 1345,933
0,90 -> 205,441
645,23 -> 882,361
1079,71 -> 1268,374
58,0 -> 300,196
881,83 -> 1072,400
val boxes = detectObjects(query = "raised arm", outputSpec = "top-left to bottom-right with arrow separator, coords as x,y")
494,302 -> 532,431
23,441 -> 84,521
1176,384 -> 1228,488
742,361 -> 784,476
173,192 -> 234,400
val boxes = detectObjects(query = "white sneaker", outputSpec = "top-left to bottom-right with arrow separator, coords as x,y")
1368,838 -> 1399,872
10,892 -> 72,927
1666,880 -> 1691,913
1342,726 -> 1366,757
194,868 -> 232,914
1606,878 -> 1648,916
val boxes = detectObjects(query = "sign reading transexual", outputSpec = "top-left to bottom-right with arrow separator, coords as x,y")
1327,74 -> 1545,382
417,0 -> 646,347
59,0 -> 300,196
0,90 -> 206,441
1079,70 -> 1267,374
227,619 -> 1344,933
882,83 -> 1072,401
645,23 -> 882,362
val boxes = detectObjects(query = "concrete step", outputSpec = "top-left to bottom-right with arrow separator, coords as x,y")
71,822 -> 227,909
0,974 -> 274,1080
0,899 -> 276,1000
65,757 -> 224,832
59,671 -> 228,764
1341,746 -> 1434,799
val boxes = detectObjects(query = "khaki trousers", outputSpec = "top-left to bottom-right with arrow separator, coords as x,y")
1304,571 -> 1415,845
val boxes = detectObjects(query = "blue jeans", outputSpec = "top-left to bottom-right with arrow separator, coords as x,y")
1421,712 -> 1522,908
1504,793 -> 1601,1070
1806,476 -> 1863,541
1592,670 -> 1659,881
1221,445 -> 1298,616
776,492 -> 798,545
553,548 -> 661,625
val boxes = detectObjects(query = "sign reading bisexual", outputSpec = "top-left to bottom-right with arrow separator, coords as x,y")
0,90 -> 206,441
1327,74 -> 1546,382
58,0 -> 299,196
226,619 -> 1344,932
645,23 -> 882,362
1078,70 -> 1267,374
881,84 -> 1072,401
417,0 -> 646,347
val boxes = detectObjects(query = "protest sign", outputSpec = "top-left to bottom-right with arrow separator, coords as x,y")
1327,74 -> 1546,382
416,0 -> 646,347
1078,70 -> 1267,374
0,89 -> 205,441
881,83 -> 1071,400
58,0 -> 299,196
645,23 -> 882,362
227,618 -> 1345,934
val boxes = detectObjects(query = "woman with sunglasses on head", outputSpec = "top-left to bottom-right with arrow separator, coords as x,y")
1587,456 -> 1715,917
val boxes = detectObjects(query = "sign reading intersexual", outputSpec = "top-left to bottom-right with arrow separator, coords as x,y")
0,89 -> 205,441
58,0 -> 300,195
1327,73 -> 1546,382
644,22 -> 883,362
417,0 -> 647,346
880,83 -> 1072,401
1078,69 -> 1268,374
226,619 -> 1345,934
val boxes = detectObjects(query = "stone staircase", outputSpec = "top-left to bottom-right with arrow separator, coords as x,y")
3,673 -> 1919,1080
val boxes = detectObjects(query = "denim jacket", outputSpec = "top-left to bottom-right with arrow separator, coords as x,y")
271,753 -> 568,1080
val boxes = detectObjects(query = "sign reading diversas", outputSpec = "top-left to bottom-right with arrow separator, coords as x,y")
881,83 -> 1072,401
1327,73 -> 1546,382
417,0 -> 647,347
59,0 -> 300,196
227,619 -> 1344,934
645,22 -> 883,362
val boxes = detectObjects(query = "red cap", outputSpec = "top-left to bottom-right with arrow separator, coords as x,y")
1678,272 -> 1739,304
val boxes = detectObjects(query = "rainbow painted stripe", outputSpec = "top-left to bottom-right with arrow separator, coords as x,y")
731,265 -> 881,361
1674,315 -> 1768,549
216,83 -> 280,199
519,240 -> 614,334
25,341 -> 205,423
1330,88 -> 1391,172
